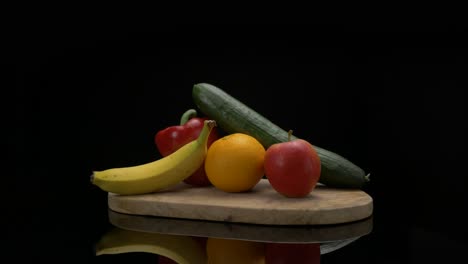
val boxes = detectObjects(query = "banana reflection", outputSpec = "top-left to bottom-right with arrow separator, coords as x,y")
95,210 -> 373,263
95,227 -> 206,264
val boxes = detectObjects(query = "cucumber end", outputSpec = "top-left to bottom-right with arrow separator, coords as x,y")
364,173 -> 371,182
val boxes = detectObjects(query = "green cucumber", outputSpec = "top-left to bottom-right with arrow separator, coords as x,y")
192,83 -> 370,189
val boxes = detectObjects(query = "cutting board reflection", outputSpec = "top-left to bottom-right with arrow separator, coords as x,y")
108,179 -> 373,225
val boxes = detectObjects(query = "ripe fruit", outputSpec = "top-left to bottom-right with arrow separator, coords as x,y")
264,130 -> 321,198
155,109 -> 220,186
193,82 -> 369,189
206,237 -> 265,264
91,120 -> 216,195
205,133 -> 266,193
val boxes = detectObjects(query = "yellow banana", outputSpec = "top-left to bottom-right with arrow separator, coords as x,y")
95,227 -> 206,264
91,120 -> 216,195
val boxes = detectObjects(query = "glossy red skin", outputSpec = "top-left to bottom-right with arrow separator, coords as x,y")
265,242 -> 321,264
264,139 -> 321,198
155,117 -> 219,186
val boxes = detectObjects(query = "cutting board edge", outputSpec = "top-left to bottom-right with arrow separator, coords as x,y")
107,209 -> 374,243
107,196 -> 373,226
107,179 -> 374,226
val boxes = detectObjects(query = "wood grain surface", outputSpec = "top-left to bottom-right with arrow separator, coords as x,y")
108,210 -> 373,243
108,179 -> 373,225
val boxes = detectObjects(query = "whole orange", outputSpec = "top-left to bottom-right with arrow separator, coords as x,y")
204,133 -> 265,192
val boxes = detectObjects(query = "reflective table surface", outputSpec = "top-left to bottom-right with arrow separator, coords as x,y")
96,210 -> 373,263
8,191 -> 466,264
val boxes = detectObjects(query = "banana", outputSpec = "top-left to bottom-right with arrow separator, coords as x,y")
95,227 -> 206,264
91,120 -> 217,195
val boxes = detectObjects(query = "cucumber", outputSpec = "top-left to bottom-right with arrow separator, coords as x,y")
192,83 -> 370,189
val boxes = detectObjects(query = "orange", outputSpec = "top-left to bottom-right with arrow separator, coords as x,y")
206,237 -> 265,264
204,133 -> 265,192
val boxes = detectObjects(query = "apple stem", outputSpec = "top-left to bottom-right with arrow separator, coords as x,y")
287,130 -> 293,141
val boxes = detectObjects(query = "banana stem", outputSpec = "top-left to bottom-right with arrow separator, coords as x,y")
197,120 -> 216,145
180,109 -> 198,125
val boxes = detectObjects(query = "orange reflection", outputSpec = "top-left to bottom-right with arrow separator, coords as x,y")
206,237 -> 265,264
154,236 -> 321,264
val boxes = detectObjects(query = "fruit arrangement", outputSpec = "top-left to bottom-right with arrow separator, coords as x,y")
155,109 -> 220,187
91,83 -> 369,197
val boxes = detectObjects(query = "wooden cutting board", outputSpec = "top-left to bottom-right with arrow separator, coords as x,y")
108,210 -> 373,243
108,179 -> 373,225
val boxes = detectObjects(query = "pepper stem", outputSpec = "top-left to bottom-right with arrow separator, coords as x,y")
180,109 -> 198,125
287,130 -> 293,141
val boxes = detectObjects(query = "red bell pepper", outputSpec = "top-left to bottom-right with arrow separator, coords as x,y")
155,109 -> 220,186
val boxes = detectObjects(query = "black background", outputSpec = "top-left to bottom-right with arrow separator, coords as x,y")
8,22 -> 466,262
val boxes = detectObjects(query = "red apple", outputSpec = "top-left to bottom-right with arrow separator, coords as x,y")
264,130 -> 321,198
